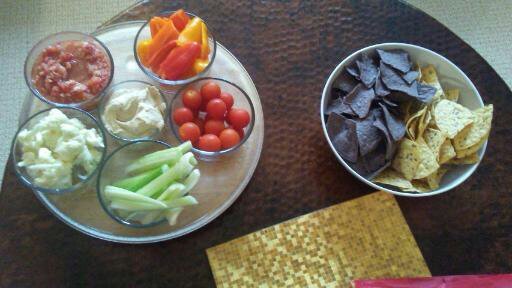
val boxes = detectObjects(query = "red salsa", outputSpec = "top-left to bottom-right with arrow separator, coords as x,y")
31,40 -> 111,104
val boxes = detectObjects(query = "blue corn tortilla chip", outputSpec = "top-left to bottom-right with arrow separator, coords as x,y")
356,53 -> 378,88
345,84 -> 375,118
333,71 -> 359,95
326,113 -> 358,163
417,83 -> 437,103
402,70 -> 419,84
356,115 -> 382,156
374,72 -> 390,97
373,112 -> 397,160
380,97 -> 398,107
361,145 -> 389,174
325,97 -> 355,116
346,65 -> 360,79
377,49 -> 412,73
380,61 -> 419,98
379,103 -> 406,141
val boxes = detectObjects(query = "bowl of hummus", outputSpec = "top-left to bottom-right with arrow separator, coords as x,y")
99,80 -> 167,142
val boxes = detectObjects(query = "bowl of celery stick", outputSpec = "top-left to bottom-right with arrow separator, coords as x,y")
97,140 -> 200,228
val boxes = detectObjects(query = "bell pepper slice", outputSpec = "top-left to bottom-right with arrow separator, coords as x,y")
147,40 -> 177,72
136,39 -> 152,66
158,41 -> 201,80
200,22 -> 210,59
149,17 -> 170,38
177,17 -> 203,46
146,20 -> 180,64
193,59 -> 209,74
169,9 -> 190,32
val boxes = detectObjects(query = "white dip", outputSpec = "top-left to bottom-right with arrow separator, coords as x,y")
102,86 -> 166,139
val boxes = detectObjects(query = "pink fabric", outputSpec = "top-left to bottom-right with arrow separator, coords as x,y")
353,274 -> 512,288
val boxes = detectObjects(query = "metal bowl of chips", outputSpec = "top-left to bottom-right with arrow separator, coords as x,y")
321,43 -> 491,197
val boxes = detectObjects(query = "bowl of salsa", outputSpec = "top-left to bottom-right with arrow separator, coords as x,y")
24,31 -> 114,110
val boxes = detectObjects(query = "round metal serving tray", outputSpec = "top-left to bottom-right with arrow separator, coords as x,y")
19,21 -> 264,243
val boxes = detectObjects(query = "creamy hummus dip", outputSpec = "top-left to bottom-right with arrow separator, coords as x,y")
102,86 -> 166,139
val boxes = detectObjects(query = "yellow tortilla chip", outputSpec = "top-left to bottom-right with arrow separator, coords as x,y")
448,153 -> 480,165
392,138 -> 421,180
433,99 -> 474,138
413,137 -> 440,179
373,168 -> 413,190
417,110 -> 431,139
423,128 -> 446,160
455,133 -> 488,158
406,105 -> 427,140
424,167 -> 448,190
404,180 -> 431,193
453,105 -> 493,150
420,65 -> 444,101
439,139 -> 456,164
445,89 -> 459,102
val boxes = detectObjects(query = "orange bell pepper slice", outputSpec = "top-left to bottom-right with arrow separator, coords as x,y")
169,9 -> 190,32
193,59 -> 209,74
136,39 -> 152,66
158,41 -> 201,80
200,22 -> 210,59
177,17 -> 203,46
149,17 -> 170,38
146,20 -> 179,65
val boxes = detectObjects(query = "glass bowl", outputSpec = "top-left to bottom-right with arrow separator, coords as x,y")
168,77 -> 255,160
133,11 -> 217,86
96,140 -> 173,228
98,80 -> 168,142
24,31 -> 114,111
11,107 -> 107,194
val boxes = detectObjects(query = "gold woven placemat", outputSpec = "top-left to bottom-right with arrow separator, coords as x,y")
207,191 -> 430,287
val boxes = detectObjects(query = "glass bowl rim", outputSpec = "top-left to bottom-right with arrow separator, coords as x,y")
10,106 -> 108,194
97,80 -> 169,142
168,77 -> 256,157
133,10 -> 217,86
23,30 -> 115,109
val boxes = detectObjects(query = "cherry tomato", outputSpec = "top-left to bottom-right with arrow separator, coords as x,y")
206,98 -> 227,120
182,88 -> 202,110
179,122 -> 201,143
197,134 -> 221,152
232,126 -> 245,139
219,128 -> 241,149
173,107 -> 194,126
228,108 -> 250,129
219,92 -> 234,110
200,81 -> 221,102
204,119 -> 225,136
193,117 -> 205,134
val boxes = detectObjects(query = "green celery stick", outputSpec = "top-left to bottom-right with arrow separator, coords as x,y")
112,164 -> 169,191
105,186 -> 167,208
165,207 -> 184,225
110,199 -> 164,211
165,195 -> 198,208
140,183 -> 186,224
182,169 -> 200,194
126,142 -> 192,175
136,152 -> 197,197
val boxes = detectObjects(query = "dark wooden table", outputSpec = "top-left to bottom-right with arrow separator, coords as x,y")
1,1 -> 511,287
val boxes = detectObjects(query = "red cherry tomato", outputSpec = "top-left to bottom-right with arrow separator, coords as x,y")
193,117 -> 205,134
228,108 -> 250,129
204,119 -> 225,136
219,128 -> 241,149
173,107 -> 194,126
206,98 -> 227,120
232,126 -> 245,139
219,92 -> 234,110
179,122 -> 201,143
200,81 -> 221,102
197,134 -> 221,152
182,88 -> 202,110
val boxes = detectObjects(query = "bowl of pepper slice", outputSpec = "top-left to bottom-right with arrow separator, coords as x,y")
134,9 -> 217,86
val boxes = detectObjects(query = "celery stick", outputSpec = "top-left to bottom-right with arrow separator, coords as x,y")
182,169 -> 200,194
126,141 -> 192,175
105,186 -> 167,208
165,195 -> 198,208
165,207 -> 184,225
110,199 -> 164,211
136,153 -> 197,197
112,164 -> 169,191
141,183 -> 186,223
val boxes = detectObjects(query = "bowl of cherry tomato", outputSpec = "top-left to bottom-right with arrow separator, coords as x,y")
168,77 -> 255,159
134,9 -> 216,86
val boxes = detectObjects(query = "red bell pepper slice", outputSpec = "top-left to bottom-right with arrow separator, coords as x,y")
169,9 -> 190,32
158,41 -> 201,80
147,40 -> 177,72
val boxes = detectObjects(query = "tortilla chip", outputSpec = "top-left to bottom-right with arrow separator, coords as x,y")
424,167 -> 448,190
448,153 -> 480,165
439,139 -> 456,164
453,105 -> 493,150
445,89 -> 459,102
405,105 -> 427,140
345,84 -> 375,118
377,49 -> 412,73
413,137 -> 440,179
423,128 -> 446,160
374,72 -> 390,97
455,133 -> 488,158
417,109 -> 431,139
420,65 -> 444,101
403,180 -> 431,193
402,70 -> 419,84
356,53 -> 378,88
346,65 -> 359,79
380,103 -> 405,141
417,83 -> 437,103
373,114 -> 396,160
433,99 -> 474,138
326,97 -> 355,116
373,168 -> 413,190
380,62 -> 419,98
392,138 -> 421,180
327,114 -> 359,163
